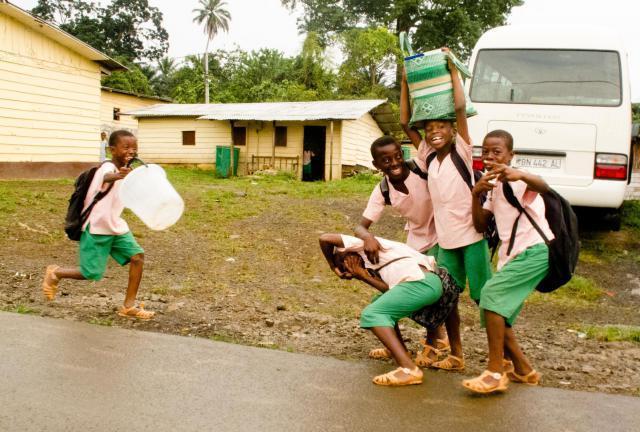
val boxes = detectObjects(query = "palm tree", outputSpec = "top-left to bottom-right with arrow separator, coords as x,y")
156,57 -> 177,97
193,0 -> 231,104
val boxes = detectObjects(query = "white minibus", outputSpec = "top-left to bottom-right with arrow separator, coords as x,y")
466,25 -> 632,222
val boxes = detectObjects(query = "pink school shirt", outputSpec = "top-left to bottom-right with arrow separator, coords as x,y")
362,158 -> 437,252
82,162 -> 129,235
483,176 -> 554,270
339,235 -> 436,290
419,135 -> 483,249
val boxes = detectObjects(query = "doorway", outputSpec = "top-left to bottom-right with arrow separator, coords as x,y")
302,126 -> 326,181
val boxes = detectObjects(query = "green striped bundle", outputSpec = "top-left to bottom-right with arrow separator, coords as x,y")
400,32 -> 477,125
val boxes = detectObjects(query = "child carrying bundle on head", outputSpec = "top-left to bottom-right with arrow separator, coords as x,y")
353,134 -> 449,366
463,129 -> 551,394
319,233 -> 458,387
400,48 -> 492,372
42,130 -> 154,320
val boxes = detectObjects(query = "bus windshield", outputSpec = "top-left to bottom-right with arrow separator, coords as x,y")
470,49 -> 621,106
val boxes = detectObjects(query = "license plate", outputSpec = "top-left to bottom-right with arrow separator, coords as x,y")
514,156 -> 562,170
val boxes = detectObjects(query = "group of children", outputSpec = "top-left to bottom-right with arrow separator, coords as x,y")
320,48 -> 553,394
40,48 -> 552,396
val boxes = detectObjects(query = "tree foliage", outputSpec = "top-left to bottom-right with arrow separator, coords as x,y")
31,0 -> 168,62
101,58 -> 153,96
282,0 -> 522,60
338,27 -> 400,97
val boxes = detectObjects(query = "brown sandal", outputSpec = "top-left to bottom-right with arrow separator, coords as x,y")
415,344 -> 441,368
434,338 -> 451,353
430,355 -> 465,371
507,369 -> 541,386
462,370 -> 509,394
503,359 -> 515,374
42,265 -> 60,301
368,347 -> 392,360
372,367 -> 423,386
118,303 -> 155,320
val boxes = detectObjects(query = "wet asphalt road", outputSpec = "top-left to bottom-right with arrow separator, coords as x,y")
0,312 -> 638,432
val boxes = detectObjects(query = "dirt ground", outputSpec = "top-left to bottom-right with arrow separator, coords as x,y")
1,169 -> 639,396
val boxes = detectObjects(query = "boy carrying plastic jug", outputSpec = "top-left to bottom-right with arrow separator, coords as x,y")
42,130 -> 154,320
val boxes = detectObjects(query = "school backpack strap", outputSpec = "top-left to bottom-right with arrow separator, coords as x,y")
367,256 -> 411,280
80,183 -> 115,225
379,177 -> 391,206
503,181 -> 550,256
425,151 -> 438,171
64,162 -> 116,241
449,143 -> 474,191
405,159 -> 428,180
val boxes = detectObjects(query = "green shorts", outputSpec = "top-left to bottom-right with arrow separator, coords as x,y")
360,272 -> 442,328
480,243 -> 549,327
437,239 -> 492,302
79,228 -> 144,281
303,164 -> 312,175
422,243 -> 439,260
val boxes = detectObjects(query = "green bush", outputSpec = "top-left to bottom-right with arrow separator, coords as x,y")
621,201 -> 640,230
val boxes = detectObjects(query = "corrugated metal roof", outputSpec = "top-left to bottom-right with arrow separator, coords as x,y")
125,99 -> 387,121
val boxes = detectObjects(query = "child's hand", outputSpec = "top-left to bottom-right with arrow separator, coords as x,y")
333,266 -> 353,280
473,171 -> 498,197
488,163 -> 523,182
342,255 -> 368,280
117,166 -> 132,179
363,236 -> 382,265
441,47 -> 454,71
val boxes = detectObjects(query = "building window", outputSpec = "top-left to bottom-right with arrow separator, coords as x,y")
233,127 -> 246,146
275,126 -> 287,147
182,130 -> 196,145
113,107 -> 120,121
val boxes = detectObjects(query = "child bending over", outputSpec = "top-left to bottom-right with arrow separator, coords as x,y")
400,47 -> 492,372
464,129 -> 552,394
353,135 -> 448,365
320,233 -> 458,387
42,130 -> 154,320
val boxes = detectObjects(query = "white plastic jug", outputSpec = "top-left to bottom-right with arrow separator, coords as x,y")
119,164 -> 184,230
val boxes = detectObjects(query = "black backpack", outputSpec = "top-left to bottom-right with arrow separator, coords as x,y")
502,182 -> 579,293
425,144 -> 500,256
64,163 -> 114,241
379,159 -> 429,205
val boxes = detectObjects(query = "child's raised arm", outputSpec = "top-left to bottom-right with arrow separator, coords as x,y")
471,172 -> 498,233
443,48 -> 471,145
490,163 -> 550,194
400,67 -> 423,149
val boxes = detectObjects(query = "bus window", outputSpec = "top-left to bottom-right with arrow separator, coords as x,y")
470,49 -> 621,107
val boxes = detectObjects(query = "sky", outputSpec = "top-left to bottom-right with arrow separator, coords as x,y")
13,0 -> 640,101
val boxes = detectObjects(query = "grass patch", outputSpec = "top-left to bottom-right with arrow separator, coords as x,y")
89,316 -> 114,326
209,333 -> 239,344
621,200 -> 640,231
14,304 -> 37,314
578,324 -> 640,343
530,275 -> 603,305
149,287 -> 169,296
551,275 -> 603,302
2,304 -> 38,314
